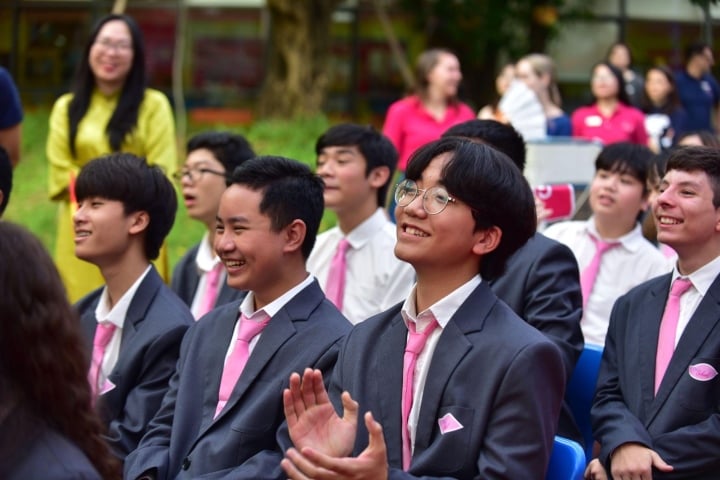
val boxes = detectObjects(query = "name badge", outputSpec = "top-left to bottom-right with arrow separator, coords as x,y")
585,115 -> 602,127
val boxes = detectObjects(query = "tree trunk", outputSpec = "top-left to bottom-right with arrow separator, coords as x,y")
258,0 -> 343,119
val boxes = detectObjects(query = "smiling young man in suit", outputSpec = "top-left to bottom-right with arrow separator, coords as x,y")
280,137 -> 565,479
124,156 -> 352,480
73,153 -> 193,459
586,146 -> 720,480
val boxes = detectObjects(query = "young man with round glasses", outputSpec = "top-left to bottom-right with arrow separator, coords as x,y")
280,137 -> 565,479
171,131 -> 255,319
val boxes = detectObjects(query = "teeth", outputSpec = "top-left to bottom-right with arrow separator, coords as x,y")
405,226 -> 429,237
225,260 -> 245,267
658,217 -> 681,225
75,231 -> 91,237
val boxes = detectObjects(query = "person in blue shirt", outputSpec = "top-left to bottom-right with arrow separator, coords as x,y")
0,67 -> 22,167
675,42 -> 720,133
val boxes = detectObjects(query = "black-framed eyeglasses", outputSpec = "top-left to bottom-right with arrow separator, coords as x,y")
394,179 -> 457,215
173,167 -> 227,183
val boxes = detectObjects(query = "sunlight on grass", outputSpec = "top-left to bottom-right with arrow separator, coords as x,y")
5,109 -> 337,271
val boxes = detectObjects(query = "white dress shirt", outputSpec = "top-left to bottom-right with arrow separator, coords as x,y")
307,208 -> 415,324
189,232 -> 226,319
222,274 -> 315,363
400,275 -> 481,454
544,218 -> 671,345
93,265 -> 152,390
668,255 -> 720,346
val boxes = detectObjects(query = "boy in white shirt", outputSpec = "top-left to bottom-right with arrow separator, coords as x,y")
544,142 -> 669,345
307,123 -> 415,324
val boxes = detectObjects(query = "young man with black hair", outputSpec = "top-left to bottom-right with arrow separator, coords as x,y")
125,156 -> 351,479
73,153 -> 193,458
308,123 -> 415,324
281,138 -> 565,479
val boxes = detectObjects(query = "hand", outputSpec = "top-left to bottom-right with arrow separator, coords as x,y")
284,368 -> 359,457
609,443 -> 673,480
281,411 -> 388,480
584,458 -> 608,480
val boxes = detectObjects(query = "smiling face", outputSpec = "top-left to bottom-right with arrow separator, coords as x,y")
180,148 -> 227,227
426,52 -> 463,100
214,184 -> 291,298
89,19 -> 134,92
654,169 -> 720,258
394,153 -> 485,276
589,169 -> 648,232
73,196 -> 145,268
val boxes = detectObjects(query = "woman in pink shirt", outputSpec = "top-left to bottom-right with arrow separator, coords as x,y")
572,62 -> 648,146
382,48 -> 475,175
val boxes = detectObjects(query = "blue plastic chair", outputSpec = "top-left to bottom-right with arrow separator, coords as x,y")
546,435 -> 586,480
566,343 -> 604,463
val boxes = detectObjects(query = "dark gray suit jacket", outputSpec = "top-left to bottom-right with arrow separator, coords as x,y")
489,232 -> 584,441
124,280 -> 352,480
300,281 -> 565,479
76,266 -> 193,458
593,272 -> 720,479
170,243 -> 244,310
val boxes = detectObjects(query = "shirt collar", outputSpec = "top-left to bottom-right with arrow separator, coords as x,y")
671,254 -> 720,296
95,265 -> 152,328
586,217 -> 645,252
195,232 -> 220,273
239,273 -> 315,320
401,275 -> 482,331
343,208 -> 388,249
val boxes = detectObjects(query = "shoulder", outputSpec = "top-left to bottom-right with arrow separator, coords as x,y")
74,287 -> 103,316
387,96 -> 418,114
142,88 -> 171,105
149,285 -> 194,324
50,93 -> 73,114
542,220 -> 584,240
174,243 -> 200,269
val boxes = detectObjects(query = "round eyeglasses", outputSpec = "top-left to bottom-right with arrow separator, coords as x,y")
394,179 -> 457,215
173,167 -> 227,183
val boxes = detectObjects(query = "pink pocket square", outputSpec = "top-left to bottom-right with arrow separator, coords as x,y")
438,413 -> 464,434
100,378 -> 116,395
688,363 -> 718,382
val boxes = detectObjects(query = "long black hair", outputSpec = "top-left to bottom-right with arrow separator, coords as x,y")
67,14 -> 147,156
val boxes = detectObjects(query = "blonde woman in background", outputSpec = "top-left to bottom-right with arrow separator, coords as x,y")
515,53 -> 571,136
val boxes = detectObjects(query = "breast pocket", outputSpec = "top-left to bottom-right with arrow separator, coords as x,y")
678,357 -> 720,413
417,406 -> 475,474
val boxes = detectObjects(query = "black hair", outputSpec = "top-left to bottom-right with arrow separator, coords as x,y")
186,131 -> 256,186
0,146 -> 12,216
442,119 -> 526,172
75,152 -> 177,260
666,146 -> 720,207
315,123 -> 398,207
640,65 -> 682,115
230,156 -> 324,259
677,130 -> 720,147
405,137 -> 536,280
592,61 -> 631,106
685,42 -> 711,63
68,14 -> 147,156
594,142 -> 654,194
606,42 -> 634,67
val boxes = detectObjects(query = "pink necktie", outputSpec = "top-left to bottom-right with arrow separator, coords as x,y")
655,278 -> 693,394
325,238 -> 351,310
197,263 -> 223,319
580,236 -> 620,308
88,322 -> 116,399
214,313 -> 271,418
401,319 -> 439,471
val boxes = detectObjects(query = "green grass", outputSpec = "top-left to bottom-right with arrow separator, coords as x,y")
4,109 -> 337,270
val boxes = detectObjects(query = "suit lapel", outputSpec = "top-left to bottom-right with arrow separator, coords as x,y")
648,274 -> 720,423
637,275 -> 671,419
373,311 -> 406,467
413,283 -> 492,456
210,281 -> 323,425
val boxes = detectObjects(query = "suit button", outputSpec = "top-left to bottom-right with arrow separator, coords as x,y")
182,457 -> 191,470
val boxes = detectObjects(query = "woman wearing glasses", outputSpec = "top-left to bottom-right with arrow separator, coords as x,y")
46,14 -> 176,302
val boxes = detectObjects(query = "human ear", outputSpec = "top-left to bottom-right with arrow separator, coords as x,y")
128,211 -> 150,235
472,225 -> 502,256
368,166 -> 391,189
283,219 -> 307,254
